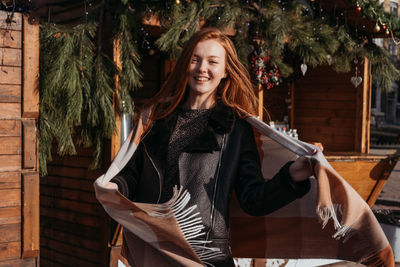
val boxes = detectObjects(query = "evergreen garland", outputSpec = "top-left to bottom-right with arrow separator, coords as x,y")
38,0 -> 400,175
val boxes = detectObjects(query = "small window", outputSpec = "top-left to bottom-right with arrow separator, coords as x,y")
388,39 -> 397,56
390,1 -> 398,16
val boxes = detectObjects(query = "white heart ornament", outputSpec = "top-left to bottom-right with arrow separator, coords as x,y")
350,76 -> 362,87
300,63 -> 307,76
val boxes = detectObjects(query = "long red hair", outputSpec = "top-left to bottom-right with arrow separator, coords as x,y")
145,27 -> 258,121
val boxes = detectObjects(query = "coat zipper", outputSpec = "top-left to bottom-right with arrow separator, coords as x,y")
143,143 -> 162,204
205,133 -> 226,243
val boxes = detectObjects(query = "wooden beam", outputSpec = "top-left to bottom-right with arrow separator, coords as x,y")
258,84 -> 263,121
22,172 -> 39,258
22,119 -> 37,170
22,14 -> 39,119
111,38 -> 122,161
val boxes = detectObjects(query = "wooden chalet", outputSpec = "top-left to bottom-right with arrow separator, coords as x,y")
0,0 -> 398,266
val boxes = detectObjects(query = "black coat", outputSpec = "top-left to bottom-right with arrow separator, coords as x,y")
113,103 -> 310,266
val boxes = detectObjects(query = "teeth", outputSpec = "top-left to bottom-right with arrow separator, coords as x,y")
195,77 -> 209,81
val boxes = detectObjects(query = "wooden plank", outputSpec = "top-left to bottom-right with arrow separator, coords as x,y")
364,58 -> 372,154
328,160 -> 391,203
0,103 -> 20,119
294,91 -> 356,101
295,117 -> 355,128
48,155 -> 94,168
40,207 -> 101,228
40,195 -> 101,216
40,227 -> 101,251
0,206 -> 21,225
22,119 -> 37,169
40,247 -> 98,267
22,172 -> 39,258
0,224 -> 20,243
0,258 -> 36,267
40,217 -> 101,239
22,15 -> 39,118
0,66 -> 21,85
0,12 -> 22,31
0,84 -> 21,102
0,154 -> 20,172
0,172 -> 21,189
0,120 -> 21,136
294,108 -> 356,118
0,136 -> 21,155
46,165 -> 103,180
0,241 -> 20,261
40,238 -> 100,263
40,176 -> 95,192
40,185 -> 98,204
295,100 -> 356,110
296,126 -> 354,137
0,48 -> 21,66
0,29 -> 22,49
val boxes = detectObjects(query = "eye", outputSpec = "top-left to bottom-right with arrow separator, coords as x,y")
191,57 -> 199,63
209,60 -> 218,64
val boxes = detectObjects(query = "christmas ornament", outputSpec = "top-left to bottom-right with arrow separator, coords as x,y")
326,54 -> 333,65
374,23 -> 381,32
382,24 -> 386,30
249,42 -> 282,90
356,3 -> 362,13
300,63 -> 307,76
175,0 -> 180,4
350,59 -> 362,88
386,28 -> 390,35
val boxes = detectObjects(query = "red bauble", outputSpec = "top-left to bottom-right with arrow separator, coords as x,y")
356,5 -> 362,12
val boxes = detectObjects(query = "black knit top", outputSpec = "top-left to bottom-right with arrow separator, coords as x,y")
159,107 -> 213,203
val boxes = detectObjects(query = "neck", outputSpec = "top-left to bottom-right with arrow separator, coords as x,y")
184,93 -> 216,110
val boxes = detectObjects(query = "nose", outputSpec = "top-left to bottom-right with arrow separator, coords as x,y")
198,60 -> 207,73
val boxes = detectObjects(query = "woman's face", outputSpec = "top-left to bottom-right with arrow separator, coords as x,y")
187,39 -> 227,103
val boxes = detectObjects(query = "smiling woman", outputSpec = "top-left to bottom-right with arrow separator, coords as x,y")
106,28 -> 314,267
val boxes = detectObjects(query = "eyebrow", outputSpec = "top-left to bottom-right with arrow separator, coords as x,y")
192,54 -> 221,59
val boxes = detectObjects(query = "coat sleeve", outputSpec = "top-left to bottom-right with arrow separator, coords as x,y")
111,142 -> 144,201
234,122 -> 310,216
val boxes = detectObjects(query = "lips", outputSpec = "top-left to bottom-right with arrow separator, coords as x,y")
194,76 -> 210,81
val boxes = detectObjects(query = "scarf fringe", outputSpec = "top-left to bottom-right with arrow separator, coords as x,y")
317,204 -> 355,242
141,186 -> 223,265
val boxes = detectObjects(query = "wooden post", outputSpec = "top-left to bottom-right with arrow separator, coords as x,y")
258,84 -> 263,121
22,15 -> 39,118
290,82 -> 295,129
354,57 -> 371,153
21,14 -> 39,259
111,38 -> 122,161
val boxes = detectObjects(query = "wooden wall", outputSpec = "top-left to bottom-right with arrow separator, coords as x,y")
293,64 -> 371,152
40,146 -> 110,267
0,11 -> 39,266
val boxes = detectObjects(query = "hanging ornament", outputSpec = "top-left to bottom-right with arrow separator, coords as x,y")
356,3 -> 362,13
300,63 -> 308,76
249,41 -> 282,90
382,24 -> 386,30
374,23 -> 381,32
326,54 -> 333,65
175,0 -> 180,4
350,59 -> 362,88
386,28 -> 390,35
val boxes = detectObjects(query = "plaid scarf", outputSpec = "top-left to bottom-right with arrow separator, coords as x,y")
94,108 -> 394,267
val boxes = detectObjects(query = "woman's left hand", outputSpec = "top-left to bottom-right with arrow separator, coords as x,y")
289,151 -> 316,182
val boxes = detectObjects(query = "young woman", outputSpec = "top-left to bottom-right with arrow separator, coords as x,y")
112,28 -> 314,267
